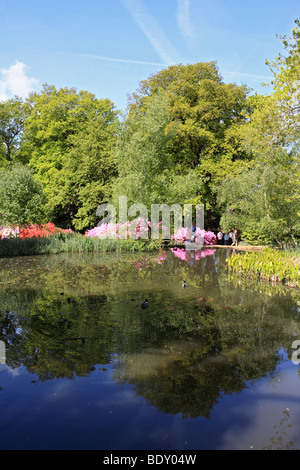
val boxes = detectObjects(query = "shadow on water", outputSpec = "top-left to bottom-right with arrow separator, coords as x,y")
0,247 -> 300,449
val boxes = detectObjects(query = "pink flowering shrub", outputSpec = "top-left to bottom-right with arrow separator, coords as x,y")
86,219 -> 217,246
203,231 -> 217,245
86,218 -> 167,240
0,225 -> 19,239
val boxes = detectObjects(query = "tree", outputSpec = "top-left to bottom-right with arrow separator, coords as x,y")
218,160 -> 300,246
22,85 -> 119,230
217,19 -> 300,246
0,164 -> 46,228
129,63 -> 250,167
124,62 -> 252,227
0,97 -> 27,165
242,19 -> 300,165
113,93 -> 175,208
53,103 -> 119,231
112,92 -> 207,223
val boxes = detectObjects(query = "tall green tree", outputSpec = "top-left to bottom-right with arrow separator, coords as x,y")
53,104 -> 119,231
129,62 -> 250,168
112,93 -> 207,225
22,84 -> 119,230
0,97 -> 27,165
122,62 -> 252,227
113,94 -> 178,209
0,164 -> 46,228
218,162 -> 300,246
218,19 -> 300,246
242,19 -> 300,164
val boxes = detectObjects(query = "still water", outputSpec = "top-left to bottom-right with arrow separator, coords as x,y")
0,247 -> 300,450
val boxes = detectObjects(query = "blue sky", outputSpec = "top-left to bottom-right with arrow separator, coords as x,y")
0,0 -> 299,111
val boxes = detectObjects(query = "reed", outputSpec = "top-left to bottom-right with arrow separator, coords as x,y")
0,232 -> 161,257
226,248 -> 300,287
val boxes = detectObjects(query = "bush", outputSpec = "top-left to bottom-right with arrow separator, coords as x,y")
239,223 -> 277,246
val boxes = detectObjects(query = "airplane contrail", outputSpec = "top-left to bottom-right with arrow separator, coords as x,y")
71,52 -> 167,67
121,0 -> 179,65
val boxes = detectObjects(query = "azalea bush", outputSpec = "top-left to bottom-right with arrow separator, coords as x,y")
0,226 -> 19,239
86,219 -> 217,246
0,222 -> 72,239
20,223 -> 72,239
86,217 -> 167,240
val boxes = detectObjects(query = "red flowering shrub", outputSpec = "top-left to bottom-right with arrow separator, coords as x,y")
19,223 -> 72,239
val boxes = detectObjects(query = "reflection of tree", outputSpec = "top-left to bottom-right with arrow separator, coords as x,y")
0,290 -> 122,379
114,340 -> 248,418
0,248 -> 222,296
262,408 -> 298,450
0,249 -> 299,418
113,300 -> 285,418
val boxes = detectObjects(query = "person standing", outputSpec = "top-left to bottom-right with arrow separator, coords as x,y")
232,229 -> 238,246
190,222 -> 196,242
217,229 -> 223,245
224,232 -> 229,245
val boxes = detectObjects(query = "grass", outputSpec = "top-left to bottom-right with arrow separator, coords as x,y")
226,248 -> 300,287
0,232 -> 162,258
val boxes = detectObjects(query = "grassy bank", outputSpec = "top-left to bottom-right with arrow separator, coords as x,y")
0,232 -> 162,257
226,248 -> 300,287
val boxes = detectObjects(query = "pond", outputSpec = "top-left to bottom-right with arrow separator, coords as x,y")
0,247 -> 300,450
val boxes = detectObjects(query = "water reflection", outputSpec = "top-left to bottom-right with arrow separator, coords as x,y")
0,248 -> 300,449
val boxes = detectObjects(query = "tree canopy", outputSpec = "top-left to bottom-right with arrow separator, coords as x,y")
115,62 -> 252,227
22,84 -> 119,230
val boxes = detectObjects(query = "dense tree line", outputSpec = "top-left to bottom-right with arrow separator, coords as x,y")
0,20 -> 300,246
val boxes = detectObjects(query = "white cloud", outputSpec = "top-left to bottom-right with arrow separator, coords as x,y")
0,61 -> 39,101
122,0 -> 179,65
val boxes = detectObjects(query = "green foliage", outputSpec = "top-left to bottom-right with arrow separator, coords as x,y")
240,21 -> 300,165
218,160 -> 300,246
0,163 -> 46,227
237,223 -> 275,246
1,22 -> 300,243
